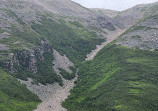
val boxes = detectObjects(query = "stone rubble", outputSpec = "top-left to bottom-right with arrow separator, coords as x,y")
86,29 -> 126,61
19,49 -> 77,111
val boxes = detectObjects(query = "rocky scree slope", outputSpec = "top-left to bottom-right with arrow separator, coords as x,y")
0,0 -> 119,110
113,2 -> 158,29
0,68 -> 41,111
117,2 -> 158,50
116,14 -> 158,50
1,0 -> 158,111
112,2 -> 158,50
0,0 -> 109,86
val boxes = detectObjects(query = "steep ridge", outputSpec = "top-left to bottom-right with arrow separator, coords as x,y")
30,0 -> 117,31
32,0 -> 93,18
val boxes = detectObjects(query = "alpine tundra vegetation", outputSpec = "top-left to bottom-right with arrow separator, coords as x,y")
0,0 -> 158,111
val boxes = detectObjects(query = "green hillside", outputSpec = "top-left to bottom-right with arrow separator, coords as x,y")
31,16 -> 104,64
0,68 -> 41,111
63,44 -> 158,111
0,9 -> 104,85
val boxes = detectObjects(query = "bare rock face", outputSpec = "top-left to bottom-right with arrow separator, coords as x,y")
53,49 -> 74,74
96,17 -> 116,30
0,43 -> 9,50
1,39 -> 52,74
0,0 -> 43,31
2,50 -> 37,73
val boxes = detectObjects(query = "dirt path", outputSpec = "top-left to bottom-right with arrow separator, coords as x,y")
86,29 -> 126,61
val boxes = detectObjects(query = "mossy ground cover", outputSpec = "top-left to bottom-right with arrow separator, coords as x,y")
0,68 -> 41,111
63,44 -> 158,111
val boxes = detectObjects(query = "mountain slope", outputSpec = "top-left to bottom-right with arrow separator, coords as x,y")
63,44 -> 158,111
62,2 -> 158,111
0,0 -> 107,110
0,0 -> 105,86
113,2 -> 158,29
1,0 -> 158,111
116,14 -> 158,50
0,68 -> 41,111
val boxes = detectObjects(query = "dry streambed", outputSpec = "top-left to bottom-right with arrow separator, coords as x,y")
20,29 -> 125,111
86,29 -> 126,61
19,75 -> 77,111
19,49 -> 77,111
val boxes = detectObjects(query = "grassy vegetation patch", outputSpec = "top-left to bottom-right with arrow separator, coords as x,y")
31,16 -> 104,65
127,57 -> 158,66
0,68 -> 40,111
58,67 -> 76,80
63,44 -> 158,111
34,51 -> 62,85
129,89 -> 141,94
90,67 -> 121,91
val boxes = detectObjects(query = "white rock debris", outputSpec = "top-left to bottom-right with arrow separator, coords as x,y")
19,49 -> 77,111
86,29 -> 126,61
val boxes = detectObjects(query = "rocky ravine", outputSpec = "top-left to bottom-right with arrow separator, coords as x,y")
19,49 -> 77,111
86,29 -> 126,61
19,28 -> 127,111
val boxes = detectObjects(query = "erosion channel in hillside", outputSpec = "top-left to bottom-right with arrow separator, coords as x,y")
19,29 -> 125,111
86,29 -> 126,61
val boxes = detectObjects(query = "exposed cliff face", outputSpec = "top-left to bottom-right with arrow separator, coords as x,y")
0,39 -> 63,85
1,39 -> 48,72
53,49 -> 74,74
2,50 -> 37,74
